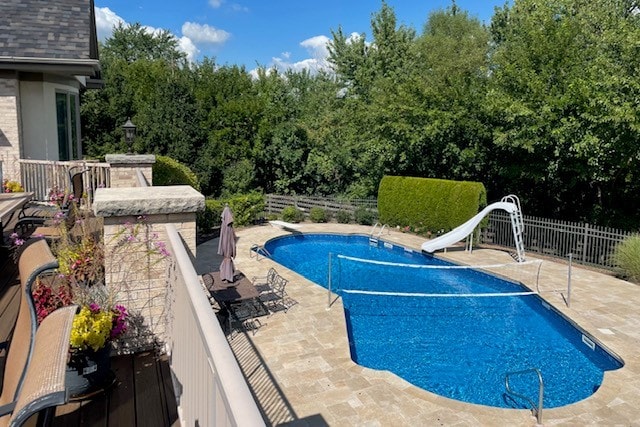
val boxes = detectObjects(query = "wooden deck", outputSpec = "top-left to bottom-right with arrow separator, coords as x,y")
0,248 -> 180,427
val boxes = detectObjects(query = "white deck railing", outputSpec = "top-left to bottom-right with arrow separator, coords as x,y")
19,159 -> 110,204
164,222 -> 265,427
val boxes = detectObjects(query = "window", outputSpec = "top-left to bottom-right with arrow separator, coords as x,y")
56,92 -> 80,160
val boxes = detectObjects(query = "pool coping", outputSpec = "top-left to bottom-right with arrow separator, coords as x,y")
214,223 -> 639,426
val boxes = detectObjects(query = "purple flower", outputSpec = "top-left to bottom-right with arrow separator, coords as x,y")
89,303 -> 101,313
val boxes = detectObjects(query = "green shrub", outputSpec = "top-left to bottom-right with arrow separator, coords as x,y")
336,210 -> 351,224
197,199 -> 224,234
153,155 -> 201,191
281,206 -> 305,223
226,192 -> 265,226
197,193 -> 264,232
309,207 -> 328,223
613,234 -> 640,283
354,206 -> 375,225
377,176 -> 486,232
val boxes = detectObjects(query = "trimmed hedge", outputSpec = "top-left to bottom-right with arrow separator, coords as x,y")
153,155 -> 201,191
377,176 -> 486,233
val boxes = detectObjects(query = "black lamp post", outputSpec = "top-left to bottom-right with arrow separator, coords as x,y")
122,118 -> 136,153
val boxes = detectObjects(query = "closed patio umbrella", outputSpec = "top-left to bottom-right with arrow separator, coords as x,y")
218,205 -> 237,282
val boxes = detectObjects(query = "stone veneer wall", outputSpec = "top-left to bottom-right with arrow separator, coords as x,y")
105,154 -> 155,188
0,74 -> 22,182
94,185 -> 204,353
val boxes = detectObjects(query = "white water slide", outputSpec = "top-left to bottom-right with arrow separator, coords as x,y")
421,195 -> 526,262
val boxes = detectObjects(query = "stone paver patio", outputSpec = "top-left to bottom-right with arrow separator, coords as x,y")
197,223 -> 640,426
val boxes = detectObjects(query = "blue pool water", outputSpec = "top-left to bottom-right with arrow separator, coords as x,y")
264,233 -> 623,409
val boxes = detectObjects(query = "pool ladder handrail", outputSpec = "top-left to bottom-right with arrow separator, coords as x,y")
369,222 -> 388,242
250,243 -> 272,260
504,368 -> 544,424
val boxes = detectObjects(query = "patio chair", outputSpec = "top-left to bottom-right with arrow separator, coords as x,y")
259,269 -> 289,313
228,300 -> 263,338
5,305 -> 76,427
0,238 -> 72,425
15,167 -> 88,230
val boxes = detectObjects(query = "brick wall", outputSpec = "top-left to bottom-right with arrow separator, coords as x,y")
0,75 -> 22,182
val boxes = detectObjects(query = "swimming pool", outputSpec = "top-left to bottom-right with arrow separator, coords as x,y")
263,233 -> 623,409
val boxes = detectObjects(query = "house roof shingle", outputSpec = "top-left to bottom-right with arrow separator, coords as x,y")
0,0 -> 99,75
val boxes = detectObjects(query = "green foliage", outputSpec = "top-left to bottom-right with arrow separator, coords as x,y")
80,1 -> 640,229
377,176 -> 486,232
102,23 -> 187,65
309,207 -> 329,223
197,199 -> 225,234
336,210 -> 352,224
613,235 -> 640,283
281,206 -> 305,223
153,155 -> 200,191
222,159 -> 256,196
197,193 -> 264,232
225,192 -> 265,227
354,207 -> 376,226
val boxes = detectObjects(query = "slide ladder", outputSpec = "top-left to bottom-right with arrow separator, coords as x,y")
502,195 -> 526,262
421,195 -> 526,262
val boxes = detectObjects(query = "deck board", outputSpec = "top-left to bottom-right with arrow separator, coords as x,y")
107,355 -> 136,427
133,352 -> 170,427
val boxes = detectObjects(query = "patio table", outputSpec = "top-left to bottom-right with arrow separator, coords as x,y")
205,271 -> 259,304
0,192 -> 33,237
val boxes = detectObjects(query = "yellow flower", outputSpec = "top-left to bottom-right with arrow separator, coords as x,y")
70,306 -> 114,352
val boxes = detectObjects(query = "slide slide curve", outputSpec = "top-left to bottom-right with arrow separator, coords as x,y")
421,202 -> 518,253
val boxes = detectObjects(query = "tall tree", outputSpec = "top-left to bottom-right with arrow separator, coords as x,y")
488,0 -> 640,225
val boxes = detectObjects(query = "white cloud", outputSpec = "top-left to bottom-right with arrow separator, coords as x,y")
209,0 -> 223,8
252,34 -> 333,77
231,4 -> 249,12
181,22 -> 231,45
178,36 -> 200,63
95,7 -> 124,41
300,35 -> 330,60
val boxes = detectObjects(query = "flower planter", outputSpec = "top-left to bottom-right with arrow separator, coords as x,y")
66,345 -> 112,398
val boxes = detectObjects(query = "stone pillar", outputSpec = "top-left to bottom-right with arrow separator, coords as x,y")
105,154 -> 155,188
93,185 -> 204,353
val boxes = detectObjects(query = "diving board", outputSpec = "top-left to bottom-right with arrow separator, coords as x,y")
269,220 -> 302,231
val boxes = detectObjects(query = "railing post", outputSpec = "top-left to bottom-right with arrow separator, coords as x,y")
567,253 -> 572,308
582,223 -> 588,264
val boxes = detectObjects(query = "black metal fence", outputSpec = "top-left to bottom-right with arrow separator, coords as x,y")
482,211 -> 632,269
264,194 -> 633,271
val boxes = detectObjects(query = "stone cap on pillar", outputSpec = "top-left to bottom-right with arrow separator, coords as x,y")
93,185 -> 204,217
105,154 -> 156,165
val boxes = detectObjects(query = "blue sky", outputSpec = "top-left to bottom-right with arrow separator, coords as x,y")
95,0 -> 505,73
